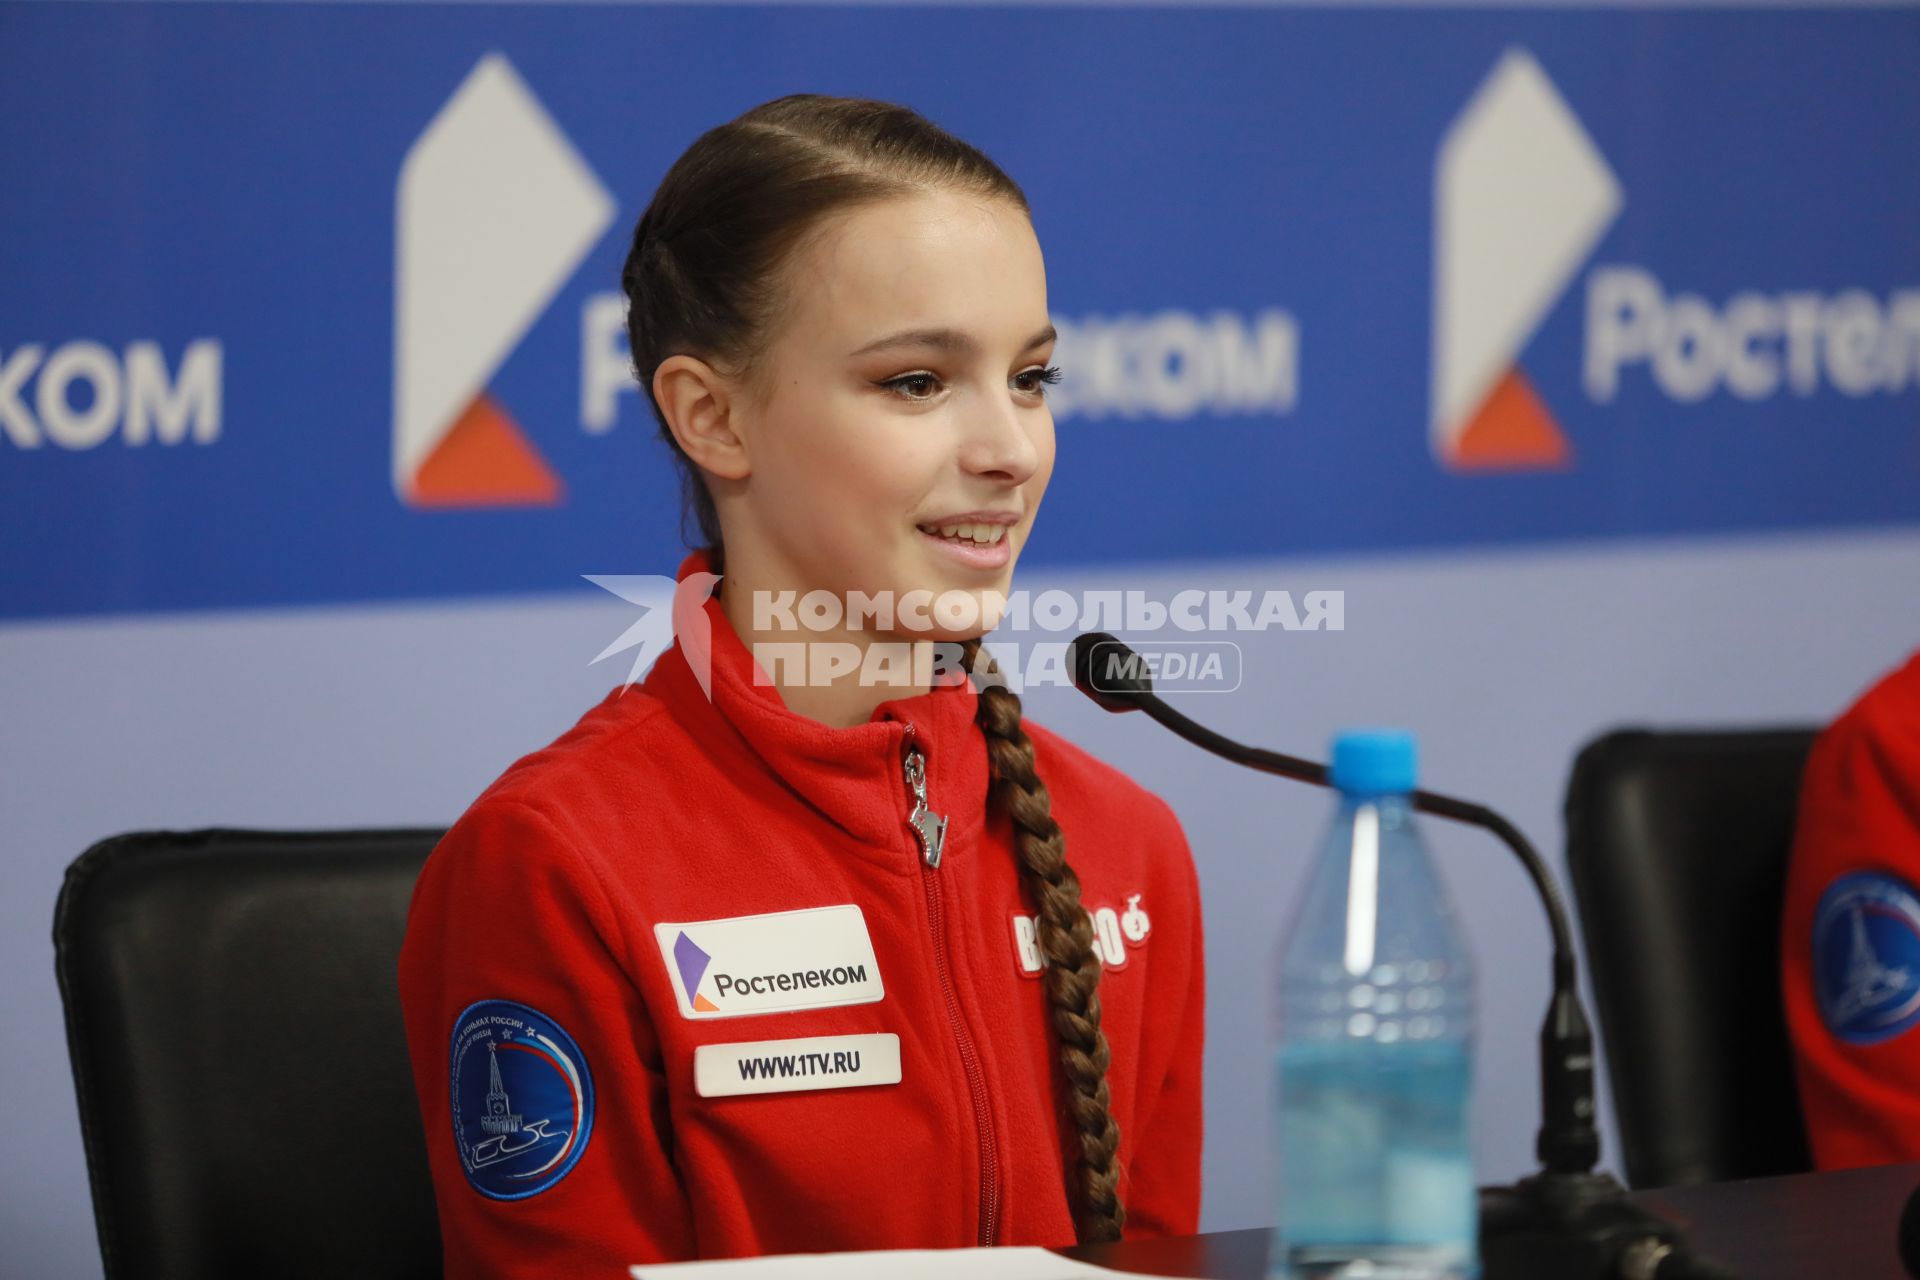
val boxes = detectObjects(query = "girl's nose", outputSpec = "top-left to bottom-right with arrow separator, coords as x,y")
959,391 -> 1044,485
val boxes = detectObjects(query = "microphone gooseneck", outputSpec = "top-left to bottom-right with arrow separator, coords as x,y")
1065,631 -> 1737,1280
1069,631 -> 1596,1172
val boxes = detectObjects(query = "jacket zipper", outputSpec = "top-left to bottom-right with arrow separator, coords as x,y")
902,724 -> 1002,1247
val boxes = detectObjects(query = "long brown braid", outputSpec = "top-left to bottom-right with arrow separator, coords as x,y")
958,637 -> 1126,1243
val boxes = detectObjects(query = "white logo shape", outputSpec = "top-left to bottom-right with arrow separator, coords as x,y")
1431,48 -> 1623,469
585,571 -> 724,699
393,53 -> 616,504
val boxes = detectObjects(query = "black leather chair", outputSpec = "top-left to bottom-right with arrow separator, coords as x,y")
1565,728 -> 1819,1190
54,828 -> 447,1280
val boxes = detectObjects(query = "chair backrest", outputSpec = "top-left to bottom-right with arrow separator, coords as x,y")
54,828 -> 446,1280
1565,728 -> 1818,1189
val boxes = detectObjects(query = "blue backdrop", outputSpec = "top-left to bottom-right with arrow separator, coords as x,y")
5,3 -> 1917,619
9,9 -> 1920,1273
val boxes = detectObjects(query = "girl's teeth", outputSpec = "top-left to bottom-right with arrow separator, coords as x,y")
922,523 -> 1009,546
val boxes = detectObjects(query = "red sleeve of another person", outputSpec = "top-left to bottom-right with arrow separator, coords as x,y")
1782,651 -> 1920,1168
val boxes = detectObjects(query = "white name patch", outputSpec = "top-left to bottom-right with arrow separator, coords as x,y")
654,904 -> 885,1020
694,1032 -> 902,1098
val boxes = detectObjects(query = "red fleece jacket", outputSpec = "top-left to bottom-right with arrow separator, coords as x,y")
1782,650 -> 1920,1167
398,551 -> 1207,1274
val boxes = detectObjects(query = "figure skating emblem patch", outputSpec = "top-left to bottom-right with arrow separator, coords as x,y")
449,1000 -> 594,1198
1813,873 -> 1920,1046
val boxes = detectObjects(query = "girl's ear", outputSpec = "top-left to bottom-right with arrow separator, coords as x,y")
654,354 -> 751,481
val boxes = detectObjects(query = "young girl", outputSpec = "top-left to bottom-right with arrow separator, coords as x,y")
398,94 -> 1206,1275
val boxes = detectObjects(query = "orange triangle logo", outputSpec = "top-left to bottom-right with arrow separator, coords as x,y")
693,993 -> 720,1013
1448,367 -> 1573,472
407,393 -> 564,507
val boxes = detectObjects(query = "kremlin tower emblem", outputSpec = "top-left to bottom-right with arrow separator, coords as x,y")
480,1042 -> 523,1136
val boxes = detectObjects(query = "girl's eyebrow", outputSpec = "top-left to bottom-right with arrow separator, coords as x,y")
847,324 -> 1058,359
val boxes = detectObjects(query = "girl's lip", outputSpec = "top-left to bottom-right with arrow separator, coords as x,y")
917,525 -> 1013,570
916,511 -> 1021,528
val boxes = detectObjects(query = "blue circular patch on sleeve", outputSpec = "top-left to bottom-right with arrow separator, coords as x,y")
449,1000 -> 595,1199
1813,873 -> 1920,1046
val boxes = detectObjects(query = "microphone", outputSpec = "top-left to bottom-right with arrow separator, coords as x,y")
1068,632 -> 1738,1280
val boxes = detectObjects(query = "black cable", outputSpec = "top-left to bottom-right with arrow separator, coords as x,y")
1071,631 -> 1600,1173
1132,694 -> 1579,978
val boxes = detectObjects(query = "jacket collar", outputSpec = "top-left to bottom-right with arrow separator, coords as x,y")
646,548 -> 992,859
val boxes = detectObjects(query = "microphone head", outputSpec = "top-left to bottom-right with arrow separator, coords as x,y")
1069,632 -> 1153,713
1899,1180 -> 1920,1277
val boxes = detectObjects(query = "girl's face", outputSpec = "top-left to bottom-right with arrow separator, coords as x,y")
724,189 -> 1056,639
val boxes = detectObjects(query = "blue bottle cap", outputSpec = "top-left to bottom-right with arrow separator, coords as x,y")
1330,729 -> 1418,797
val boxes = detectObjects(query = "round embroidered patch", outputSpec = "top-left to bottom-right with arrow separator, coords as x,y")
449,1000 -> 594,1199
1813,873 -> 1920,1045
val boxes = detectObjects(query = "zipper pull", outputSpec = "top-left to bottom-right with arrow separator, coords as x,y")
902,735 -> 949,869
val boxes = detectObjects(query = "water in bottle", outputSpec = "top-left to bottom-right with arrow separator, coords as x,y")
1271,729 -> 1478,1280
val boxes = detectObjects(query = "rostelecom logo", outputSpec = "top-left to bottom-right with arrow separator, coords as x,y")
1430,49 -> 1622,472
393,53 -> 616,508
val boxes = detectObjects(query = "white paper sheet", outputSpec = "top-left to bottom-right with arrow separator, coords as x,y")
630,1245 -> 1206,1278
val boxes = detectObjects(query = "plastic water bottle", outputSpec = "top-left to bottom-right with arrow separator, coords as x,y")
1270,729 -> 1479,1280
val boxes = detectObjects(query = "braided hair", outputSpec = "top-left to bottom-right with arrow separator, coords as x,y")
621,94 -> 1126,1244
959,637 -> 1126,1242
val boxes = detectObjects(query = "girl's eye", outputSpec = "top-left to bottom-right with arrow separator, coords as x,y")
881,372 -> 943,401
1014,364 -> 1063,396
